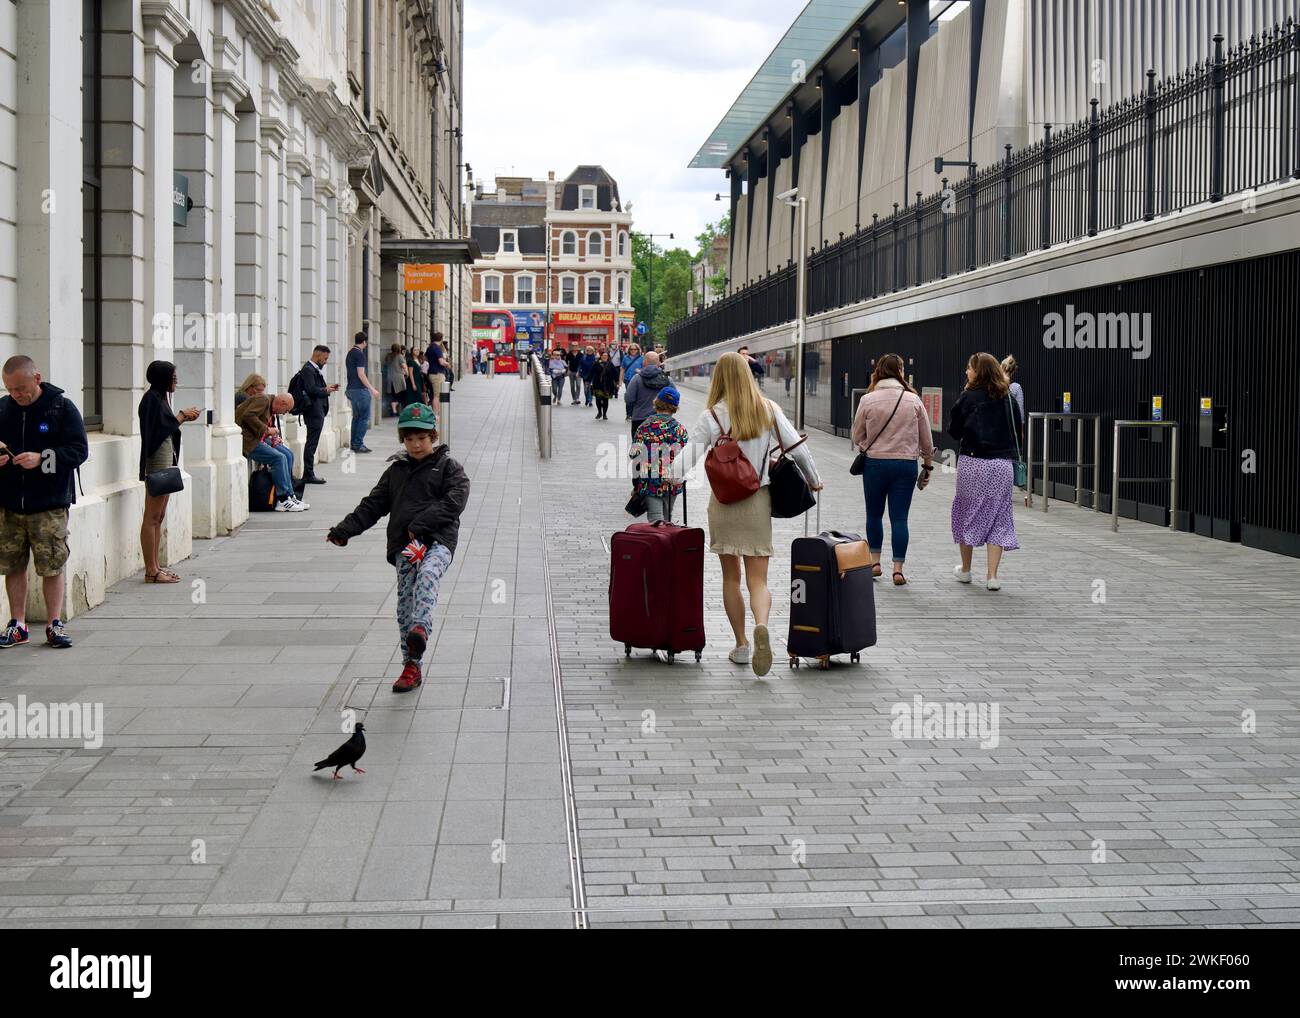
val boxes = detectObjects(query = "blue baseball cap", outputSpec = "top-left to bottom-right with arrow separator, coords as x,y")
657,386 -> 681,409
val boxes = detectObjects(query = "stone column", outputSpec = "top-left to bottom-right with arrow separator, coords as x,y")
233,105 -> 262,388
282,147 -> 309,473
211,69 -> 251,534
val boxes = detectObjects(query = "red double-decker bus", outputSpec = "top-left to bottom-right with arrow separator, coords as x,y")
472,309 -> 518,374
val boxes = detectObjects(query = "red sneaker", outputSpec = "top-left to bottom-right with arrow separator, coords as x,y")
405,624 -> 427,663
392,661 -> 422,693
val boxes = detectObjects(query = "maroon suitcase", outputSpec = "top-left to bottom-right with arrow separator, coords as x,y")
609,518 -> 706,663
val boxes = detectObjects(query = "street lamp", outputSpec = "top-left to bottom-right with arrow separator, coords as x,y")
776,186 -> 807,430
634,231 -> 673,345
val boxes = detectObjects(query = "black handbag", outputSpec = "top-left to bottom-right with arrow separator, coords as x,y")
768,434 -> 816,519
624,488 -> 648,517
145,438 -> 184,497
850,388 -> 906,475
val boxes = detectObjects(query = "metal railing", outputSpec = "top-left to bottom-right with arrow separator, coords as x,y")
669,19 -> 1300,357
531,354 -> 552,459
1111,421 -> 1179,532
1025,412 -> 1103,512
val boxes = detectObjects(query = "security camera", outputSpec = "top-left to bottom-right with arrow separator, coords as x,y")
776,187 -> 799,205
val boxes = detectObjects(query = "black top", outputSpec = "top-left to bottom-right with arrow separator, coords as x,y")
591,361 -> 620,395
947,387 -> 1024,460
566,349 -> 583,373
0,383 -> 90,514
138,389 -> 181,481
329,445 -> 471,564
298,360 -> 330,417
346,346 -> 367,391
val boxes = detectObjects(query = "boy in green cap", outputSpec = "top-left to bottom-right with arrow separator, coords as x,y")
327,403 -> 471,692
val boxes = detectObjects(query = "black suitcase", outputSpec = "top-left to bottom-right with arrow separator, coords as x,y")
787,521 -> 876,670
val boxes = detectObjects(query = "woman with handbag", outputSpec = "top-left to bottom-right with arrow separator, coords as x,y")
947,352 -> 1023,591
138,360 -> 200,583
849,353 -> 934,586
671,352 -> 822,677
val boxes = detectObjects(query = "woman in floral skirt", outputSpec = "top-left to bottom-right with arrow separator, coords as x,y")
947,352 -> 1023,590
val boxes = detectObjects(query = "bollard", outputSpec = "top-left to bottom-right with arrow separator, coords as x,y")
435,373 -> 451,450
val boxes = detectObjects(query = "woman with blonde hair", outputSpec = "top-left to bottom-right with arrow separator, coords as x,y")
234,372 -> 267,408
671,352 -> 822,677
947,352 -> 1022,590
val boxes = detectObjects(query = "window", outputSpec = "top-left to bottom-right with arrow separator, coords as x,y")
515,274 -> 533,304
81,0 -> 103,426
561,277 -> 576,304
618,231 -> 628,257
484,274 -> 501,303
579,185 -> 596,209
617,275 -> 627,305
561,231 -> 576,256
586,276 -> 602,305
501,230 -> 516,254
587,231 -> 603,259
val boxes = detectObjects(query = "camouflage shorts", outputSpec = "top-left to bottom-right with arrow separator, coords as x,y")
0,507 -> 70,578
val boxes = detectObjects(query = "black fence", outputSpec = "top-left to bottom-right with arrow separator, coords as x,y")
670,20 -> 1300,356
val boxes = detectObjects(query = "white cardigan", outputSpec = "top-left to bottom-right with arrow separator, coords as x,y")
671,399 -> 821,488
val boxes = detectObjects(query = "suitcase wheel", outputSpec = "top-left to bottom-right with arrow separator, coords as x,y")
851,652 -> 861,664
624,644 -> 631,657
694,650 -> 702,662
789,655 -> 800,670
666,651 -> 675,664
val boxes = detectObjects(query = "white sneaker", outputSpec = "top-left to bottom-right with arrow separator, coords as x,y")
953,565 -> 972,584
728,644 -> 751,665
275,497 -> 308,513
986,578 -> 1002,591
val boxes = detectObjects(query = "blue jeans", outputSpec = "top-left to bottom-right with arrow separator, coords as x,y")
347,388 -> 371,449
249,441 -> 295,500
863,458 -> 918,563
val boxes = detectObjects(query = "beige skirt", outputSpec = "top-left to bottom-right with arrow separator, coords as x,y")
707,486 -> 773,558
145,440 -> 175,473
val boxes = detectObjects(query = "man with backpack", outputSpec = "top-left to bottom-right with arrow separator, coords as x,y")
290,344 -> 338,485
0,356 -> 89,649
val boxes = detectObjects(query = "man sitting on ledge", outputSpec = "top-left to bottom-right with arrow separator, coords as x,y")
237,391 -> 309,513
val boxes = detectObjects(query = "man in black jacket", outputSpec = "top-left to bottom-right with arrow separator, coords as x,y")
295,345 -> 338,484
0,356 -> 89,650
326,402 -> 470,693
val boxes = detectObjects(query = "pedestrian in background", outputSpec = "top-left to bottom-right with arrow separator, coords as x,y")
948,352 -> 1022,591
621,343 -> 643,387
1002,354 -> 1024,425
591,350 -> 619,421
850,353 -> 934,586
547,348 -> 567,398
383,344 -> 407,415
295,344 -> 337,485
633,386 -> 687,523
564,345 -> 582,405
671,352 -> 822,677
0,355 -> 90,648
345,331 -> 378,454
624,350 -> 671,444
579,345 -> 598,407
138,360 -> 200,583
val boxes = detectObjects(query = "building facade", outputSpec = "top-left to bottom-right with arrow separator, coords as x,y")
669,0 -> 1300,557
688,233 -> 728,314
0,0 -> 466,622
470,166 -> 634,352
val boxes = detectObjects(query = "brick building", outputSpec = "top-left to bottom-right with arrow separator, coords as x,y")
470,166 -> 634,353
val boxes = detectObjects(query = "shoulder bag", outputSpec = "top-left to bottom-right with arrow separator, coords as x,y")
704,408 -> 762,504
1007,396 -> 1027,488
850,388 -> 906,475
768,431 -> 816,519
145,441 -> 184,497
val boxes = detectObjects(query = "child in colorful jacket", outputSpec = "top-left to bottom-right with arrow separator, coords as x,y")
632,385 -> 688,524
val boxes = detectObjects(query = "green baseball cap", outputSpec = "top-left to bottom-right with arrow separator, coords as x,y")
397,402 -> 438,431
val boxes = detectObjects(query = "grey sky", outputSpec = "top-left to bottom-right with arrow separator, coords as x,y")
463,0 -> 809,251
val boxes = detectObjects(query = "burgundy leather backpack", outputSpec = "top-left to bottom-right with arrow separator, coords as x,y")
704,408 -> 762,504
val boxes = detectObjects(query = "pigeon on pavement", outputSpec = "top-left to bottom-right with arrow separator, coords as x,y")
313,723 -> 366,780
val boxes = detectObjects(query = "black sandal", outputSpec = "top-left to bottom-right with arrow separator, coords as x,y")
871,563 -> 883,579
892,571 -> 907,586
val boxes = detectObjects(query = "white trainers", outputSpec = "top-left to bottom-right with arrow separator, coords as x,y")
275,496 -> 308,512
728,644 -> 751,665
986,577 -> 1002,591
953,565 -> 972,584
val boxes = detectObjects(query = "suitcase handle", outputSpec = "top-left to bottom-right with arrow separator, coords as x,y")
803,498 -> 820,537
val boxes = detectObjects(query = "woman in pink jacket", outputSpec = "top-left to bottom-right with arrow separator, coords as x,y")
849,354 -> 935,585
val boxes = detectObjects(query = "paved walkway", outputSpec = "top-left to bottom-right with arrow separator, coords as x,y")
1,372 -> 1299,928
